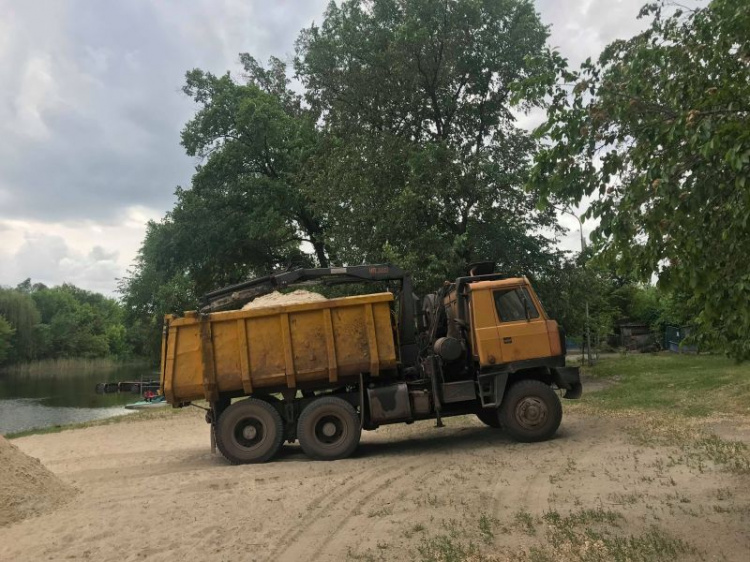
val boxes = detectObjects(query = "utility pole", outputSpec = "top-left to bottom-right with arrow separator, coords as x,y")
563,209 -> 593,367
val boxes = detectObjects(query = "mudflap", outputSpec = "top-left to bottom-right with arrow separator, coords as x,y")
552,367 -> 582,399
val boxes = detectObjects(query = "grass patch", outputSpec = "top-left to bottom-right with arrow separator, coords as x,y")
417,534 -> 496,562
625,417 -> 750,475
579,353 -> 750,417
478,514 -> 498,544
529,508 -> 698,562
367,506 -> 393,518
513,509 -> 537,536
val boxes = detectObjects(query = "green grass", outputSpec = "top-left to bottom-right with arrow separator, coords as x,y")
579,353 -> 750,417
531,508 -> 698,562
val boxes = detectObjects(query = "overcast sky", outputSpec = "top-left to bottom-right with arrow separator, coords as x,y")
0,0 -> 658,296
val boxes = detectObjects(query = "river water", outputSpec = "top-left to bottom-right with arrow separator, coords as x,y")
0,364 -> 157,435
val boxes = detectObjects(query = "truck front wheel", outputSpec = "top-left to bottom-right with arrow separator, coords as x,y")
297,396 -> 361,460
216,398 -> 284,464
500,380 -> 562,443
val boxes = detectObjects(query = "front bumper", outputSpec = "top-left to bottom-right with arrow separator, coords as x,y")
552,367 -> 582,399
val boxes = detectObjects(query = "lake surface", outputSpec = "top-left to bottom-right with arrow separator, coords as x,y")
0,364 -> 156,435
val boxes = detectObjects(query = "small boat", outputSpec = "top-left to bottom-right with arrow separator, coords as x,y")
124,395 -> 168,410
95,380 -> 161,395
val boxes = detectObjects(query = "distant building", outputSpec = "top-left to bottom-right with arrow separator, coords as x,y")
664,325 -> 698,354
617,322 -> 656,352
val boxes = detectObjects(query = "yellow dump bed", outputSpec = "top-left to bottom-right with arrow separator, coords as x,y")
161,293 -> 397,404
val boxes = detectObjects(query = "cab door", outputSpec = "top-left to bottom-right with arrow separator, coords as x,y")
492,287 -> 552,363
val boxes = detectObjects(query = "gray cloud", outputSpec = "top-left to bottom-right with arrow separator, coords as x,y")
0,0 -> 328,225
0,0 -> 705,293
0,233 -> 121,294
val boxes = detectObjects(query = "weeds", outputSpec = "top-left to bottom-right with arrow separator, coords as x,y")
367,506 -> 393,518
417,534 -> 496,562
478,513 -> 497,544
514,509 -> 537,536
530,508 -> 698,562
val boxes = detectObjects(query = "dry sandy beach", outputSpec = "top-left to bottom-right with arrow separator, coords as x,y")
2,406 -> 750,562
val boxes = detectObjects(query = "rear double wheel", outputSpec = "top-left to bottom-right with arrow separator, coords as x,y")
216,398 -> 284,464
500,380 -> 562,443
297,396 -> 361,460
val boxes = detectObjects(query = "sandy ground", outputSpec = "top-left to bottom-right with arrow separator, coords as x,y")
2,406 -> 750,562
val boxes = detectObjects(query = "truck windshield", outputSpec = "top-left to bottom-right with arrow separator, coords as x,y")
493,288 -> 540,322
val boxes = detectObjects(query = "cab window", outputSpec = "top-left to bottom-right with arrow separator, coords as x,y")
493,288 -> 539,322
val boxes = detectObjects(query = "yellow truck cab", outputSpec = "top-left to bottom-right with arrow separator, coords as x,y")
469,277 -> 563,367
161,264 -> 581,464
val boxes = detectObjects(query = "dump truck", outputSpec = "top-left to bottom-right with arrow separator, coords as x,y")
160,264 -> 581,463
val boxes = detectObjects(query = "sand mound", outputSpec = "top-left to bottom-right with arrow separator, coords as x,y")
242,290 -> 327,310
0,436 -> 77,527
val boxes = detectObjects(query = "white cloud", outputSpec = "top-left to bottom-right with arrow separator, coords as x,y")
0,205 -> 162,295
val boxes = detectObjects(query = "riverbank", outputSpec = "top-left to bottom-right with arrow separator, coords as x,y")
2,355 -> 750,561
2,405 -> 749,561
0,358 -> 155,435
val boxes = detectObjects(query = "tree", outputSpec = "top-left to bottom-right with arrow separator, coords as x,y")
0,288 -> 40,362
295,0 -> 563,290
532,0 -> 750,358
180,59 -> 329,273
0,315 -> 14,364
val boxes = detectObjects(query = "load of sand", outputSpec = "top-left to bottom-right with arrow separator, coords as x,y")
241,290 -> 327,310
0,436 -> 77,527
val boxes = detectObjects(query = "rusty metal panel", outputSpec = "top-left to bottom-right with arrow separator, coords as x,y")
237,319 -> 253,394
367,383 -> 411,424
199,315 -> 219,402
323,308 -> 338,383
162,293 -> 397,404
166,322 -> 203,403
441,381 -> 476,404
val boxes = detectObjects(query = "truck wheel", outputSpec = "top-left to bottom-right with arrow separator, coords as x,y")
476,408 -> 502,428
215,398 -> 284,464
500,380 -> 562,443
297,396 -> 361,461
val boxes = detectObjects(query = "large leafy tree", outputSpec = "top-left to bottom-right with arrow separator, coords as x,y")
180,58 -> 329,274
296,0 -> 562,290
532,0 -> 750,357
120,58 -> 328,359
122,0 -> 568,357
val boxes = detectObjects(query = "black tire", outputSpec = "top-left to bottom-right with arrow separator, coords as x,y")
215,398 -> 284,464
476,407 -> 502,428
297,396 -> 361,460
500,380 -> 562,443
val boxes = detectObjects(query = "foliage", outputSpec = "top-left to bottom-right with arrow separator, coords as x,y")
179,61 -> 327,276
0,287 -> 40,362
534,255 -> 618,343
532,0 -> 750,358
0,315 -> 14,364
296,0 -> 562,291
0,281 -> 131,365
120,0 -> 570,354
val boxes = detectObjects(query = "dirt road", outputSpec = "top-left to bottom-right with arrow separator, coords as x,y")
2,407 -> 749,561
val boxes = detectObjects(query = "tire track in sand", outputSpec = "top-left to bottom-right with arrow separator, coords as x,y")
267,458 -> 422,562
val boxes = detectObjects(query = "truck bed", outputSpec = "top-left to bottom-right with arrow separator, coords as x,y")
161,293 -> 397,403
